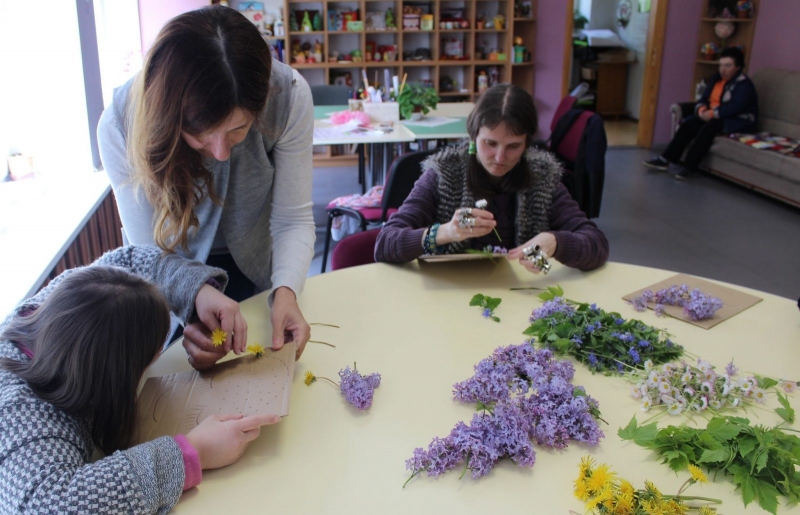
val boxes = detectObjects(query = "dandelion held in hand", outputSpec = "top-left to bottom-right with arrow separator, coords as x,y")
475,199 -> 502,242
210,328 -> 227,347
246,343 -> 265,358
305,363 -> 381,410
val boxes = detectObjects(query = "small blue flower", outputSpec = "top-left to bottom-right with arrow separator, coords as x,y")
637,339 -> 650,348
614,317 -> 625,326
628,347 -> 641,364
482,308 -> 491,318
587,353 -> 598,366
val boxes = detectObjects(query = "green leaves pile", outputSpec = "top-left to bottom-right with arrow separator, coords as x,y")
470,294 -> 502,322
522,286 -> 684,374
619,415 -> 800,514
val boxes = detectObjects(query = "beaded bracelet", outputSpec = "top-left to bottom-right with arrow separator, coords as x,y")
424,223 -> 445,255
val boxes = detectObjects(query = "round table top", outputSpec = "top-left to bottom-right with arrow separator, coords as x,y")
145,260 -> 800,514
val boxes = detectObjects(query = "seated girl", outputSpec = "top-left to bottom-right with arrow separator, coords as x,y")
0,246 -> 279,513
375,84 -> 609,273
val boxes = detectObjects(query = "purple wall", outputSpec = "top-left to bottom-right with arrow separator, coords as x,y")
534,0 -> 569,139
749,0 -> 800,74
138,0 -> 207,52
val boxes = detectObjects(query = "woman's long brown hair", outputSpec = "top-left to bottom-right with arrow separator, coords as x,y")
128,6 -> 272,251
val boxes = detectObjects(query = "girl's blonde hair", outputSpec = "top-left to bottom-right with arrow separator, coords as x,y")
127,6 -> 271,251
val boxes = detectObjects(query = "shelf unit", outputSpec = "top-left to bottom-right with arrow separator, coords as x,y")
274,0 -> 536,165
691,0 -> 758,99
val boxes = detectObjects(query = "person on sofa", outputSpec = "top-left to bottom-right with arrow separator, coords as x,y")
644,47 -> 758,180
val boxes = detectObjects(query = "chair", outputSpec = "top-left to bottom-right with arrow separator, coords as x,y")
321,148 -> 437,273
310,85 -> 352,106
331,229 -> 380,271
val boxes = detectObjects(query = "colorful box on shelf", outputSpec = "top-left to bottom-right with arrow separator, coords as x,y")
346,20 -> 364,31
363,102 -> 399,124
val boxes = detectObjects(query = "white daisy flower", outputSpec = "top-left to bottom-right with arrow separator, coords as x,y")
475,199 -> 488,209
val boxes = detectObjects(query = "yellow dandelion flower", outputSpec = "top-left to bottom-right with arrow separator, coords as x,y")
613,492 -> 635,515
688,464 -> 708,484
698,506 -> 717,515
587,463 -> 616,493
585,483 -> 614,512
579,456 -> 596,477
304,371 -> 317,385
574,478 -> 591,501
211,328 -> 227,347
644,480 -> 663,500
246,343 -> 265,357
662,499 -> 688,515
619,479 -> 635,497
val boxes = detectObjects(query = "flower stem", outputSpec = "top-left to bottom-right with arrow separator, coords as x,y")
402,470 -> 422,489
309,339 -> 337,348
317,376 -> 340,388
664,495 -> 722,504
310,322 -> 340,328
492,228 -> 502,242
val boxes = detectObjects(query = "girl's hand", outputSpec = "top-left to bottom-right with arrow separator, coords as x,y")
436,208 -> 496,245
185,413 -> 280,470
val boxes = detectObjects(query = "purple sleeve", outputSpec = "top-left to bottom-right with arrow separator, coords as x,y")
173,435 -> 202,491
374,169 -> 439,263
548,183 -> 609,271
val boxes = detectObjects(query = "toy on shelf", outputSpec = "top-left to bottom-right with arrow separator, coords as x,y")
494,14 -> 505,30
313,11 -> 323,31
421,14 -> 434,31
477,71 -> 488,93
289,10 -> 299,31
301,11 -> 313,32
351,49 -> 363,63
736,0 -> 754,18
386,8 -> 396,29
273,8 -> 285,37
700,42 -> 720,60
366,11 -> 387,31
403,6 -> 422,30
313,41 -> 323,63
476,17 -> 485,29
328,10 -> 343,31
441,37 -> 465,59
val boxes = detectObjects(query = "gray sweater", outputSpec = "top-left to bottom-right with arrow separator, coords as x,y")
97,60 -> 315,302
0,246 -> 227,514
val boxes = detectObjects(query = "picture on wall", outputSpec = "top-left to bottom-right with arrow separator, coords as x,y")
639,0 -> 651,13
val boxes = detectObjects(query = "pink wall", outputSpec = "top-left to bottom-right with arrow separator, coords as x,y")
138,0 -> 208,52
749,0 -> 800,74
534,0 -> 569,139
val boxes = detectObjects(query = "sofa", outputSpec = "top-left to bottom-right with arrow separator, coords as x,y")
671,68 -> 800,207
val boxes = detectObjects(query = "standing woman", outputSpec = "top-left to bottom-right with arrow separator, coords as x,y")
375,83 -> 608,272
98,6 -> 315,369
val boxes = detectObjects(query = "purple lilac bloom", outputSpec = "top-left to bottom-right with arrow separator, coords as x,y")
530,298 -> 575,322
410,345 -> 603,482
654,303 -> 666,317
655,284 -> 689,306
725,360 -> 738,377
683,289 -> 724,321
338,366 -> 381,410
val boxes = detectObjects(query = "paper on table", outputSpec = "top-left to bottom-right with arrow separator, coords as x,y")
622,273 -> 762,329
401,116 -> 459,127
419,253 -> 505,263
136,343 -> 296,442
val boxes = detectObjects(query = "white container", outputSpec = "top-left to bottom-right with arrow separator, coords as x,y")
363,102 -> 400,124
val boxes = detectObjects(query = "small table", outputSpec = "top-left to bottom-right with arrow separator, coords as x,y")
145,260 -> 799,514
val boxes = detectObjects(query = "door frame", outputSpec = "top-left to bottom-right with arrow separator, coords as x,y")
562,0 -> 669,148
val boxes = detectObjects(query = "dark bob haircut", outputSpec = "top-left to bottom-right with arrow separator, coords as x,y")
720,46 -> 745,69
1,266 -> 171,455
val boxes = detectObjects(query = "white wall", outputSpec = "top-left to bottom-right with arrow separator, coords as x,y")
589,0 -> 616,30
575,0 -> 592,22
617,6 -> 649,119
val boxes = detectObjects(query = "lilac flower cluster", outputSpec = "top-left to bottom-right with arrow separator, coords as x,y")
406,345 -> 604,483
482,245 -> 508,255
530,297 -> 575,321
629,285 -> 723,321
338,365 -> 381,410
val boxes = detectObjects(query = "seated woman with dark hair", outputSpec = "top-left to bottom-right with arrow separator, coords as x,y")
0,246 -> 279,513
375,83 -> 609,273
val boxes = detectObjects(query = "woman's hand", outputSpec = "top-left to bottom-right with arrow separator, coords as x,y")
508,233 -> 558,274
185,413 -> 280,470
183,284 -> 248,370
270,287 -> 310,360
436,208 -> 496,245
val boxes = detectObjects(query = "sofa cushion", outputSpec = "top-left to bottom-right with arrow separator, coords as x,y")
708,137 -> 800,185
751,69 -> 800,140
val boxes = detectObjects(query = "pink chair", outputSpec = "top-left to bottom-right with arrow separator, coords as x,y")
331,229 -> 380,271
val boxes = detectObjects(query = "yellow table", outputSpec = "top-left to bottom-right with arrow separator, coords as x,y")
145,260 -> 800,514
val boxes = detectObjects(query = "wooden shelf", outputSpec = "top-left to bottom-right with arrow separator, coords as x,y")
291,62 -> 328,68
365,29 -> 398,33
439,91 -> 471,96
328,30 -> 361,35
512,61 -> 534,67
696,59 -> 719,64
513,17 -> 535,21
289,31 -> 325,35
475,28 -> 507,33
401,60 -> 436,66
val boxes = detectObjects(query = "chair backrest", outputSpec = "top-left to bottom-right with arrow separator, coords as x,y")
551,109 -> 593,164
751,68 -> 800,140
380,148 -> 438,221
310,85 -> 352,106
331,228 -> 379,271
549,95 -> 578,133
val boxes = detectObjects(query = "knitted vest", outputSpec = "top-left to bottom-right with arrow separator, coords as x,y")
423,145 -> 563,253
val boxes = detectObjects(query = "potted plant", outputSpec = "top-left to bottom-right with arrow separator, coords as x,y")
397,82 -> 439,120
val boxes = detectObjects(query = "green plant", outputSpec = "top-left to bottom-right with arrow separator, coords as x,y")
574,10 -> 588,30
397,83 -> 439,120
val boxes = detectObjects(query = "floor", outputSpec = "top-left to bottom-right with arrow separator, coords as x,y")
604,119 -> 639,147
309,147 -> 800,301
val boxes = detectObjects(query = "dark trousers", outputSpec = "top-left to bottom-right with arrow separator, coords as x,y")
169,253 -> 256,343
663,116 -> 724,172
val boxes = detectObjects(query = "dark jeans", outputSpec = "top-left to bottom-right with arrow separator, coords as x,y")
663,116 -> 724,172
169,253 -> 256,343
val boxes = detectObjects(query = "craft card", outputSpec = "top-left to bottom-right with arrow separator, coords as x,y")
623,273 -> 762,329
136,343 -> 295,442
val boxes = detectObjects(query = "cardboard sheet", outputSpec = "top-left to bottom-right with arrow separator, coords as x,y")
136,343 -> 295,442
418,253 -> 505,263
622,273 -> 762,329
